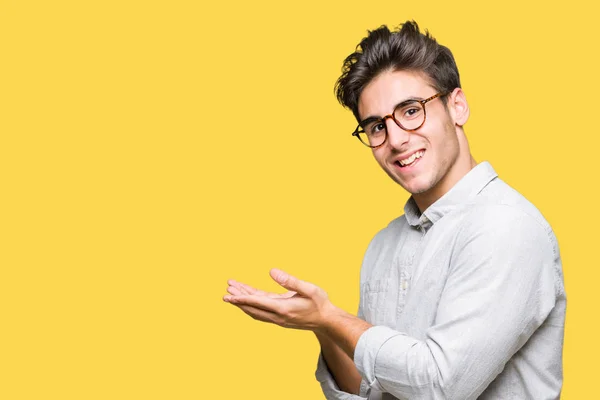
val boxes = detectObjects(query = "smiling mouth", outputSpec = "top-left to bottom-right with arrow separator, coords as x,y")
395,150 -> 425,168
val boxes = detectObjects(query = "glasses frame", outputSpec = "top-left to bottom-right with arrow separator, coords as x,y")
352,92 -> 447,148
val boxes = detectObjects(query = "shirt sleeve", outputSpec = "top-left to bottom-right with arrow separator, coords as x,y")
315,352 -> 369,399
353,205 -> 558,400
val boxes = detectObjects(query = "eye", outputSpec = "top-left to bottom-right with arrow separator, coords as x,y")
402,106 -> 421,118
369,122 -> 386,135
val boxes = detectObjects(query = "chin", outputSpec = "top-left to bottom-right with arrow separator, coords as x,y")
410,186 -> 434,195
394,176 -> 431,195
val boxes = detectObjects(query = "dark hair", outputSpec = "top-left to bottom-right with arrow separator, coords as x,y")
335,21 -> 461,121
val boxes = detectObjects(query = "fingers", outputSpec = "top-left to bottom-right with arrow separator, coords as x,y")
226,287 -> 297,305
235,304 -> 280,324
270,268 -> 315,296
228,279 -> 261,295
224,294 -> 282,314
227,286 -> 243,296
227,278 -> 295,299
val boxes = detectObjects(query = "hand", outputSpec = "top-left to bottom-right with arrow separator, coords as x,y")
223,269 -> 336,332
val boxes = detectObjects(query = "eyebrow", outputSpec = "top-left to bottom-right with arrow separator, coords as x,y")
359,97 -> 424,126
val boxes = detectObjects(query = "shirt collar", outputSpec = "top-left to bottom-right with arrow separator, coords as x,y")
404,161 -> 498,228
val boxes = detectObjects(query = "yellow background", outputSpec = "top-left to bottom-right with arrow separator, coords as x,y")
1,0 -> 597,398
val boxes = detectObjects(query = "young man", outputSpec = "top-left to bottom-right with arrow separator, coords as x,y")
223,21 -> 566,399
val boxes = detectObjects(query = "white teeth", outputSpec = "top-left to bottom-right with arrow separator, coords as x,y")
399,151 -> 424,166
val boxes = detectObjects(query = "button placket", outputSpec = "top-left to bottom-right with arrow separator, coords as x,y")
395,227 -> 419,317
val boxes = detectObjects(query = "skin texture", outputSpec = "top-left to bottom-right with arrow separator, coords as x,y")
223,69 -> 478,394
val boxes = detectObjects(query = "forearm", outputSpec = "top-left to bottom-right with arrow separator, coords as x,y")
316,331 -> 362,395
319,304 -> 373,360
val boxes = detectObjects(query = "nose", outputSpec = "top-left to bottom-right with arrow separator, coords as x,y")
384,116 -> 410,149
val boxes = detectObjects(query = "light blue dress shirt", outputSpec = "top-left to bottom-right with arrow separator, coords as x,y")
316,162 -> 566,399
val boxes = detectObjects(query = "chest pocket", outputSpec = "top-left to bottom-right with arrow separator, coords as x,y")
361,279 -> 390,326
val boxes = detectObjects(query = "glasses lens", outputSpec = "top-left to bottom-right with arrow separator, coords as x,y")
394,101 -> 425,130
357,120 -> 386,147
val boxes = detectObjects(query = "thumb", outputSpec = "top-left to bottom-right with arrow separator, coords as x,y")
270,268 -> 312,295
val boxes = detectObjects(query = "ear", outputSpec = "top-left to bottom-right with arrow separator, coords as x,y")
448,88 -> 470,127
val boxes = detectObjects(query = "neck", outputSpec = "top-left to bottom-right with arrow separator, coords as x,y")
413,155 -> 477,213
413,130 -> 477,214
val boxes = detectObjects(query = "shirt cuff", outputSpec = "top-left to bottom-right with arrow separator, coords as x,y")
315,352 -> 369,399
354,325 -> 419,392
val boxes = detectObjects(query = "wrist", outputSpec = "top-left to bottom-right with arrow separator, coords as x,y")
317,306 -> 372,359
316,302 -> 348,335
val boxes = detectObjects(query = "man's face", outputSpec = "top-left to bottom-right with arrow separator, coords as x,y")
357,69 -> 461,199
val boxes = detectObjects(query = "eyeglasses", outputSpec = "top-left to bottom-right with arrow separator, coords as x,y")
352,92 -> 447,148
